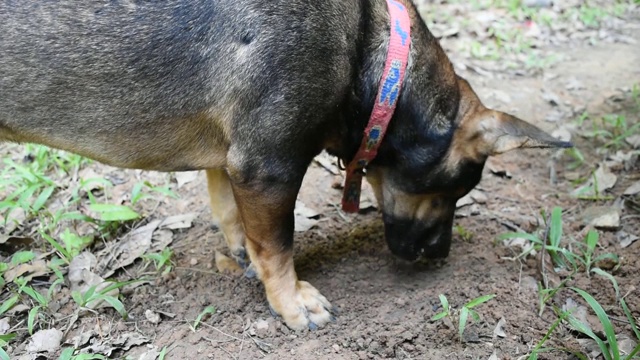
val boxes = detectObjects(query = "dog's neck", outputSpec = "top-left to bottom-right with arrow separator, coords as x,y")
329,0 -> 462,172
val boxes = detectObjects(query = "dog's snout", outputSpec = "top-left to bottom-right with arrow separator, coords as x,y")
383,214 -> 453,260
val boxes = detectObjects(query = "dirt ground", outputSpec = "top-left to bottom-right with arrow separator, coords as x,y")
2,1 -> 640,360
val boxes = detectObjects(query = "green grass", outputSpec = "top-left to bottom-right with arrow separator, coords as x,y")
431,293 -> 496,342
0,144 -> 179,356
497,207 -> 639,359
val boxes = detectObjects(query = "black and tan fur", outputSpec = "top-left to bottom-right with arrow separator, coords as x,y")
0,0 -> 570,330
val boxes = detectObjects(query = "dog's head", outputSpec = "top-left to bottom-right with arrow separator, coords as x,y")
365,75 -> 570,261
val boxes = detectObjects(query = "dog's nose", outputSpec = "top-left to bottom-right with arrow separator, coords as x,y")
382,215 -> 427,261
382,214 -> 453,260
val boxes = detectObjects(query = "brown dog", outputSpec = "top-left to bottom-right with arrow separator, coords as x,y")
0,0 -> 570,330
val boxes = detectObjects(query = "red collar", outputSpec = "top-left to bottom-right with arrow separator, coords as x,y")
341,0 -> 411,213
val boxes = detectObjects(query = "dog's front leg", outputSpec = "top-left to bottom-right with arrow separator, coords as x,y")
227,164 -> 334,331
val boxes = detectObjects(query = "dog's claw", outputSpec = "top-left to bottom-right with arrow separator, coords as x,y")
269,305 -> 279,318
308,322 -> 318,331
244,263 -> 257,279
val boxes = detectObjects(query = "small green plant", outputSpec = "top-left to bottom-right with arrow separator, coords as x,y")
71,282 -> 132,319
454,225 -> 474,242
498,207 -> 584,271
0,333 -> 16,360
190,306 -> 216,332
58,348 -> 107,360
143,248 -> 174,275
573,230 -> 619,275
431,293 -> 496,342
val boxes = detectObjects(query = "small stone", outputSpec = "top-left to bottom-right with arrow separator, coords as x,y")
145,310 -> 161,324
190,258 -> 198,266
582,206 -> 620,231
469,190 -> 487,204
332,344 -> 340,353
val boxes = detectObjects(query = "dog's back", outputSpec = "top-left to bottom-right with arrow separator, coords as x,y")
0,0 -> 359,170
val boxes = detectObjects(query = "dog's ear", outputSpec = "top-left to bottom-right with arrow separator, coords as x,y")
474,110 -> 572,156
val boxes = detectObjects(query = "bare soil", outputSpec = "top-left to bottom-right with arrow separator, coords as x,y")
2,2 -> 640,360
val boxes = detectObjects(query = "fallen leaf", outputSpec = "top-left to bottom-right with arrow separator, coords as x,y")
617,231 -> 639,248
0,236 -> 35,250
68,252 -> 119,310
295,201 -> 319,218
294,216 -> 319,232
214,251 -> 243,276
71,329 -> 97,348
159,213 -> 198,230
139,348 -> 161,360
150,230 -> 174,252
624,181 -> 640,195
96,220 -> 161,278
174,171 -> 199,188
3,259 -> 50,283
456,193 -> 475,208
313,152 -> 341,175
470,190 -> 488,204
572,165 -> 617,198
593,165 -> 617,191
112,332 -> 149,350
26,328 -> 63,353
493,317 -> 507,338
0,318 -> 9,335
618,334 -> 638,356
294,201 -> 320,232
626,134 -> 640,149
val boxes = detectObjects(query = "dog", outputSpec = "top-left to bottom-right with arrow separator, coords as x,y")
0,0 -> 570,331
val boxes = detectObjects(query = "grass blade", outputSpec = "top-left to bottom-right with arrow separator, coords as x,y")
27,306 -> 40,335
192,306 -> 216,331
0,295 -> 19,316
465,294 -> 496,309
99,295 -> 128,319
459,307 -> 469,341
570,287 -> 618,359
439,294 -> 449,311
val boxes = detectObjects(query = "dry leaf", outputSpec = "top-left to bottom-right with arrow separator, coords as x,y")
97,220 -> 161,278
174,171 -> 199,188
0,318 -> 9,335
26,329 -> 63,353
68,252 -> 119,310
294,201 -> 320,232
493,318 -> 507,338
313,152 -> 341,175
3,259 -> 50,283
617,231 -> 639,248
159,213 -> 198,230
624,181 -> 640,195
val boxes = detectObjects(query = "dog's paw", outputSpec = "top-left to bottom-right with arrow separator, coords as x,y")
231,247 -> 250,269
269,281 -> 335,331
